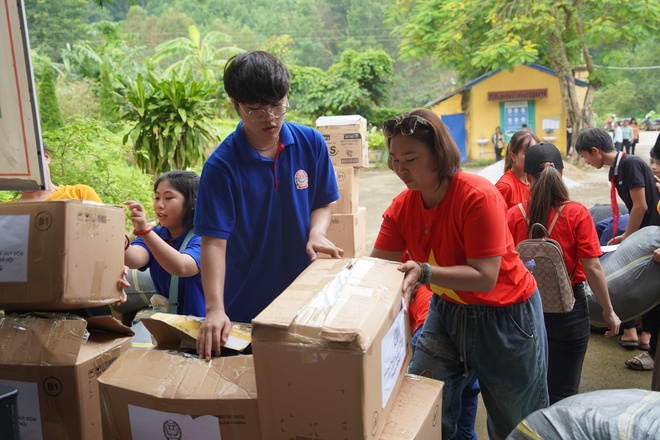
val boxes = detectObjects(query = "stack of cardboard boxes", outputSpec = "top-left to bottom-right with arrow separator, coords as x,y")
0,200 -> 133,439
0,171 -> 443,439
316,115 -> 369,259
98,258 -> 443,439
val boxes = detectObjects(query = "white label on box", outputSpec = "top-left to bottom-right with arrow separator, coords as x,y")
0,215 -> 29,282
380,309 -> 407,408
128,404 -> 221,439
0,378 -> 43,440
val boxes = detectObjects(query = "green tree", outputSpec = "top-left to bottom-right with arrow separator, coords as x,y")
121,73 -> 221,175
37,62 -> 64,132
99,62 -> 119,122
592,40 -> 660,119
151,25 -> 242,84
121,6 -> 194,55
43,118 -> 154,221
24,0 -> 89,60
387,0 -> 660,152
54,21 -> 143,85
290,49 -> 393,119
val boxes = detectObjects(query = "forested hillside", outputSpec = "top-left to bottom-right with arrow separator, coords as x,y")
24,0 -> 452,110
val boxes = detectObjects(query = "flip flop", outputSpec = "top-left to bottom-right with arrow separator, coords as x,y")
625,352 -> 654,371
639,343 -> 651,351
618,335 -> 639,350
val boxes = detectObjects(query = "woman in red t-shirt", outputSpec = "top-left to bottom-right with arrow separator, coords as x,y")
507,142 -> 621,404
495,130 -> 539,210
371,108 -> 549,439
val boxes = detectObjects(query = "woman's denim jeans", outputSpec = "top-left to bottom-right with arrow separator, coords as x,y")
409,290 -> 549,439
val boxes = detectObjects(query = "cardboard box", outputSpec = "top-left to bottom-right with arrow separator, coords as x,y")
0,313 -> 133,440
322,206 -> 367,259
98,335 -> 260,439
140,312 -> 252,352
252,257 -> 411,440
331,166 -> 360,214
317,115 -> 370,168
0,200 -> 126,310
380,374 -> 443,439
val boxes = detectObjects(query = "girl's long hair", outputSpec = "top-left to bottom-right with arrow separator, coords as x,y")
527,166 -> 570,237
504,130 -> 540,172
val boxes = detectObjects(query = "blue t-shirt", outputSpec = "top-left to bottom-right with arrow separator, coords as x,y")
133,226 -> 205,317
194,121 -> 339,322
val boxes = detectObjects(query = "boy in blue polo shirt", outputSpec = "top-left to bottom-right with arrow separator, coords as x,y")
194,51 -> 343,359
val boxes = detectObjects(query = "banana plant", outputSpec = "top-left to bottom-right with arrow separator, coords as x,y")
152,24 -> 243,85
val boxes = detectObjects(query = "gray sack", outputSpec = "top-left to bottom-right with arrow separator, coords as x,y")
507,389 -> 660,440
587,226 -> 660,327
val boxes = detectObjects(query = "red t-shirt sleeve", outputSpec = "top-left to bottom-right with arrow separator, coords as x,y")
495,175 -> 514,209
374,191 -> 413,252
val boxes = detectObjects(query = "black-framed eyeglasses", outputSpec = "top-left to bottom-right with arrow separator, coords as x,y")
382,116 -> 432,138
238,100 -> 289,122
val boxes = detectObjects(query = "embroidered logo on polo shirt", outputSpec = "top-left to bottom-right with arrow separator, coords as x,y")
294,169 -> 309,189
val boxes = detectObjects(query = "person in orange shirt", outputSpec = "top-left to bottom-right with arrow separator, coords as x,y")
495,130 -> 540,209
16,147 -> 102,203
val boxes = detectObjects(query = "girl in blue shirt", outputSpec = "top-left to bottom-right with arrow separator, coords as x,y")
124,170 -> 205,317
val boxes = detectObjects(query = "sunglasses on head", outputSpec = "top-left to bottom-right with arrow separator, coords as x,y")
382,116 -> 431,138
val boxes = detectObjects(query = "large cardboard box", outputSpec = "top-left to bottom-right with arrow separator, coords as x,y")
0,313 -> 133,440
380,374 -> 443,439
322,206 -> 367,259
317,115 -> 370,168
98,320 -> 260,440
331,166 -> 360,214
0,200 -> 126,310
252,257 -> 411,440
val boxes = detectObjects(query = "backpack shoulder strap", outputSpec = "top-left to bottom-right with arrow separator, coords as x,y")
168,229 -> 196,314
547,203 -> 567,235
517,203 -> 529,225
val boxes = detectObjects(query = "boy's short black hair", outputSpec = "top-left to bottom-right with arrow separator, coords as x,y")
651,133 -> 660,160
223,51 -> 290,105
575,127 -> 615,153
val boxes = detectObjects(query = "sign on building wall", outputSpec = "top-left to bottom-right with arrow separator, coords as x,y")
0,0 -> 47,191
501,101 -> 536,142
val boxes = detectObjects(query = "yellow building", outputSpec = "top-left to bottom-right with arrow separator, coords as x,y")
426,64 -> 588,162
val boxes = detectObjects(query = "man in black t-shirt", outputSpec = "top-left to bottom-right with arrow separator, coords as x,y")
576,128 -> 660,244
577,128 -> 660,371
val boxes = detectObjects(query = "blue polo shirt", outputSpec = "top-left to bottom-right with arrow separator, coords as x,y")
195,120 -> 339,322
132,226 -> 205,317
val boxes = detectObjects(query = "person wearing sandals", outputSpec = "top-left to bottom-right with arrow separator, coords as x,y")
625,134 -> 660,372
576,128 -> 660,354
507,142 -> 621,404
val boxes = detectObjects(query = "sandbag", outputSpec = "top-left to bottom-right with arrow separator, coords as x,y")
111,268 -> 156,315
588,203 -> 629,225
587,226 -> 660,327
507,389 -> 660,440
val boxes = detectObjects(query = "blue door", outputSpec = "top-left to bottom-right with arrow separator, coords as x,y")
443,113 -> 467,163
